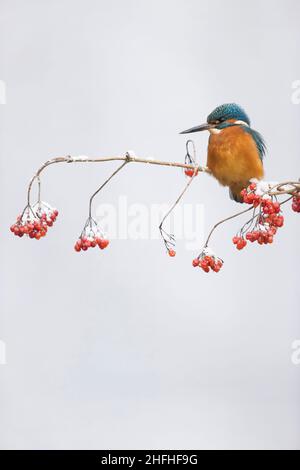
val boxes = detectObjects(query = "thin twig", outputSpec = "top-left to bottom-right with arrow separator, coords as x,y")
204,206 -> 254,247
159,170 -> 198,250
88,161 -> 128,218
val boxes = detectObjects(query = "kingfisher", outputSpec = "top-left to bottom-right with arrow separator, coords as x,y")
180,103 -> 266,202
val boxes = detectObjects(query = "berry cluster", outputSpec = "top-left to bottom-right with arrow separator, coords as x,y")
245,227 -> 277,245
292,195 -> 300,212
74,218 -> 109,253
232,236 -> 247,250
10,203 -> 58,240
192,250 -> 223,273
240,182 -> 261,206
233,184 -> 284,250
33,202 -> 59,228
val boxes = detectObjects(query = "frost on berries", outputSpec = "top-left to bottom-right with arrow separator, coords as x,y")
192,247 -> 223,274
233,182 -> 284,249
10,202 -> 58,240
74,217 -> 109,253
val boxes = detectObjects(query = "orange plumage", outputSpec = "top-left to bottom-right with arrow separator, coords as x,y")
207,125 -> 264,202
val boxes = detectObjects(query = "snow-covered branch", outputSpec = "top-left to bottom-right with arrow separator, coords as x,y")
10,149 -> 299,274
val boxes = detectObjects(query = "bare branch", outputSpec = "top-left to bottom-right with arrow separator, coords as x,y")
26,153 -> 209,205
18,151 -> 299,273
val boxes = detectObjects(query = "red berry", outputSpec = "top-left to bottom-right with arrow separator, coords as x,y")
253,195 -> 261,207
168,249 -> 176,257
192,258 -> 200,267
98,239 -> 110,250
236,239 -> 246,250
185,168 -> 198,177
246,193 -> 255,204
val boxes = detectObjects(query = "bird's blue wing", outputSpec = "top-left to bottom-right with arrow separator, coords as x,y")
244,127 -> 267,161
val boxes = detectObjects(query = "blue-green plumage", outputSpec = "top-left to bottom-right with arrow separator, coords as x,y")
207,103 -> 251,126
243,127 -> 266,161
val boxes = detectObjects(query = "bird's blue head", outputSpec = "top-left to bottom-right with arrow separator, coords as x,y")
207,103 -> 250,126
180,103 -> 251,134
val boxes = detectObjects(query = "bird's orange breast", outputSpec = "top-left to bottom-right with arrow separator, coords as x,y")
207,126 -> 264,188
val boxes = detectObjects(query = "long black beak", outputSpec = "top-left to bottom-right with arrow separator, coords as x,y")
180,123 -> 213,134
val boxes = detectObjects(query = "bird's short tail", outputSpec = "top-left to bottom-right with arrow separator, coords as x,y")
229,183 -> 248,203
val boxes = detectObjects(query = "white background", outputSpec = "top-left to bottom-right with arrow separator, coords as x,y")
0,0 -> 299,450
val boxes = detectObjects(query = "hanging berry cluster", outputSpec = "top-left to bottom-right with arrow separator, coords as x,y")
74,217 -> 109,253
192,249 -> 224,273
232,182 -> 284,250
10,202 -> 58,240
